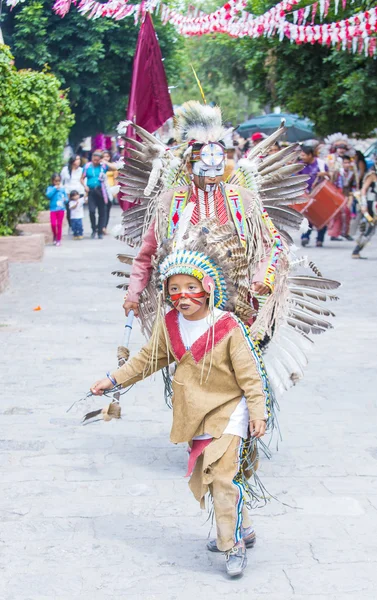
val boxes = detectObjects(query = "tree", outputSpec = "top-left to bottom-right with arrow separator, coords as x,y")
2,1 -> 182,143
174,0 -> 377,136
170,36 -> 258,124
224,35 -> 377,137
0,45 -> 74,235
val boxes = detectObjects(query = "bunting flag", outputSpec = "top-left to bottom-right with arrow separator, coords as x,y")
9,0 -> 377,56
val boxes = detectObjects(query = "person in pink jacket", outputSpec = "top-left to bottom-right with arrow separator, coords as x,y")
123,205 -> 276,318
116,102 -> 305,331
123,161 -> 282,318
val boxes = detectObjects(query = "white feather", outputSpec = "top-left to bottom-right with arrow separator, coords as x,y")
117,120 -> 131,135
174,203 -> 195,249
111,224 -> 124,238
144,158 -> 163,197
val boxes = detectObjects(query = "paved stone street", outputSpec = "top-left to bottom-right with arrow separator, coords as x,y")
1,206 -> 377,600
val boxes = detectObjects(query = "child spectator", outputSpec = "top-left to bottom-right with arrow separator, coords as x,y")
68,191 -> 86,240
46,173 -> 68,246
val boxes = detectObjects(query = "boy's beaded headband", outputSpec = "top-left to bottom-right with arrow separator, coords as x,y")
158,249 -> 228,309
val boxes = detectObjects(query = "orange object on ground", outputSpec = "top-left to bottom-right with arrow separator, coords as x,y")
33,306 -> 42,311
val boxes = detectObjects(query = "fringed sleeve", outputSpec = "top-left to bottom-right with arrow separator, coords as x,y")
111,320 -> 173,387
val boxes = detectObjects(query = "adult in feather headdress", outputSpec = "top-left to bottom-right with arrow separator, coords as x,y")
115,101 -> 307,338
113,102 -> 340,397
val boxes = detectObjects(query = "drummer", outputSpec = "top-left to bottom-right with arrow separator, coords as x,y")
299,143 -> 329,248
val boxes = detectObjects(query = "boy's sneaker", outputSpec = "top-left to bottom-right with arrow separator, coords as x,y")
207,526 -> 256,553
91,232 -> 96,239
225,541 -> 247,578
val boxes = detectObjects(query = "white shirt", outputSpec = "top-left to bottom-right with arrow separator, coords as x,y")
61,166 -> 85,196
178,309 -> 249,440
69,197 -> 85,219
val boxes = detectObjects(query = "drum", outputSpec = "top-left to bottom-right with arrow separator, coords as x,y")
294,180 -> 347,230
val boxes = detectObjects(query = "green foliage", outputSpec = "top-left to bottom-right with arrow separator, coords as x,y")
2,1 -> 183,143
226,35 -> 377,137
171,35 -> 258,124
0,45 -> 74,236
173,0 -> 377,136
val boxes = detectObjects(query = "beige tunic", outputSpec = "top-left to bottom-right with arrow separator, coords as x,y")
111,309 -> 270,444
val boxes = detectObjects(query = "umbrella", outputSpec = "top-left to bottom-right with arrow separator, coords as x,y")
237,113 -> 315,143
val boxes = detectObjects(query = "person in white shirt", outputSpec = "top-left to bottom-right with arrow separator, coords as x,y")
68,191 -> 86,239
61,155 -> 85,232
61,155 -> 85,195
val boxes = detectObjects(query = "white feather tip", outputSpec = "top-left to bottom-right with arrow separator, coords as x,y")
117,121 -> 131,135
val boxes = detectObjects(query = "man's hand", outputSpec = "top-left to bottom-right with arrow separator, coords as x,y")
123,300 -> 139,317
90,378 -> 114,396
251,282 -> 271,296
250,419 -> 266,438
85,185 -> 90,194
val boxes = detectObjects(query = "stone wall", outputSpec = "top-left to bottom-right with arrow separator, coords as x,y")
37,211 -> 50,224
0,257 -> 9,293
16,222 -> 53,244
0,234 -> 45,263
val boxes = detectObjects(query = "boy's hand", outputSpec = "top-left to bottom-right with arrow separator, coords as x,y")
123,300 -> 139,317
250,419 -> 266,438
91,378 -> 114,396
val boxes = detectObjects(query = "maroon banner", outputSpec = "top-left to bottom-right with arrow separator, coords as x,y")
126,13 -> 173,133
120,13 -> 173,211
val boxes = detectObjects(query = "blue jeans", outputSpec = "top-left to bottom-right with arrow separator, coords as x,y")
71,218 -> 83,236
301,224 -> 327,243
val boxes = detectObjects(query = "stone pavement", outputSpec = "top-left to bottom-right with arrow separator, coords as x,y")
0,206 -> 377,600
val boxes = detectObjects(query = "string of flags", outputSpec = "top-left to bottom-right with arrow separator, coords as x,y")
7,0 -> 377,55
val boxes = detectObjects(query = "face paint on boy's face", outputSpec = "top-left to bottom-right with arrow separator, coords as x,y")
167,275 -> 209,319
170,291 -> 207,309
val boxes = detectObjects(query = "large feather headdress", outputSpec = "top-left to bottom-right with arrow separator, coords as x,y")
323,132 -> 353,152
174,101 -> 228,145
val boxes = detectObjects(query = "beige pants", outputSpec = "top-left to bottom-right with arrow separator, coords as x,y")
189,434 -> 257,552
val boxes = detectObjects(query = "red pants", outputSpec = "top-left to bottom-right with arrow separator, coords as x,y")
50,210 -> 65,242
327,205 -> 351,238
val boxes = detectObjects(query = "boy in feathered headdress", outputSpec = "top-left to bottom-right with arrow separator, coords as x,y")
116,101 -> 307,337
91,224 -> 272,578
